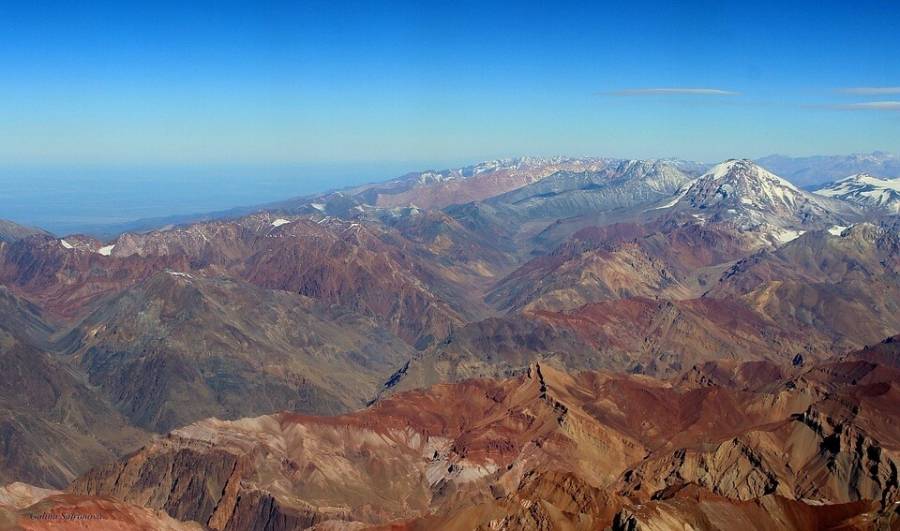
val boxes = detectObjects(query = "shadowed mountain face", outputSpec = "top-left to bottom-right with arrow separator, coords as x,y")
68,272 -> 414,432
1,156 -> 899,529
0,220 -> 50,244
0,289 -> 146,488
388,296 -> 831,393
484,159 -> 700,223
387,217 -> 898,390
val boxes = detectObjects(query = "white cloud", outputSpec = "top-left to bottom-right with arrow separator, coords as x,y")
604,88 -> 740,96
836,87 -> 900,95
833,101 -> 900,111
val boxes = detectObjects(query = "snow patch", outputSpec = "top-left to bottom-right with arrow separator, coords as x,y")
828,225 -> 849,236
59,239 -> 73,249
271,218 -> 291,227
774,229 -> 805,244
310,203 -> 326,212
650,184 -> 692,210
97,244 -> 115,256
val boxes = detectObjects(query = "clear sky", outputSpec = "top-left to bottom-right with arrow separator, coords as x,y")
2,0 -> 898,166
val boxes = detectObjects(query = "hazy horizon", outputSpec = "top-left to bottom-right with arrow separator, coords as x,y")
0,160 -> 447,235
2,149 -> 898,236
2,1 -> 899,234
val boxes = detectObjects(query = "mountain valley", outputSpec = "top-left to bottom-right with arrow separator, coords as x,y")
1,155 -> 899,530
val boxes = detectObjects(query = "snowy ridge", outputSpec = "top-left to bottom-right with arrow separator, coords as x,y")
757,151 -> 900,187
649,170 -> 700,210
814,173 -> 900,213
405,156 -> 608,185
395,156 -> 703,187
615,159 -> 697,192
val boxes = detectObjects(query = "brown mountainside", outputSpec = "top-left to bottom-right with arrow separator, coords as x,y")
65,271 -> 414,433
68,349 -> 899,530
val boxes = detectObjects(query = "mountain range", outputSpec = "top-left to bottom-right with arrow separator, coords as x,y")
814,173 -> 900,214
0,154 -> 898,530
757,151 -> 900,188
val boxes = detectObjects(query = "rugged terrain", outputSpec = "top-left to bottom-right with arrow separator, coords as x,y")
1,154 -> 899,529
66,343 -> 900,530
0,288 -> 146,488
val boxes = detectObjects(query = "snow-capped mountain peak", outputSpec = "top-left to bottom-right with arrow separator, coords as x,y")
613,159 -> 695,192
682,159 -> 804,212
659,159 -> 848,242
706,159 -> 799,190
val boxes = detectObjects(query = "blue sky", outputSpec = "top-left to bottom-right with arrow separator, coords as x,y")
1,1 -> 899,233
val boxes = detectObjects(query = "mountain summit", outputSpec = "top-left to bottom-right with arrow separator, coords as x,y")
683,159 -> 804,210
668,159 -> 846,233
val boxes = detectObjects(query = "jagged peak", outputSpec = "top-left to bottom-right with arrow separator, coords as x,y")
703,159 -> 799,191
841,222 -> 883,241
676,159 -> 811,217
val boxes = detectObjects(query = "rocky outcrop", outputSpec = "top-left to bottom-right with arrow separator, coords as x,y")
3,492 -> 202,530
71,441 -> 244,525
67,352 -> 900,529
610,486 -> 888,531
793,403 -> 899,505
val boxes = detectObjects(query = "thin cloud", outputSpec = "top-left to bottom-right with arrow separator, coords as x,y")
836,87 -> 900,95
830,101 -> 900,111
602,88 -> 740,96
